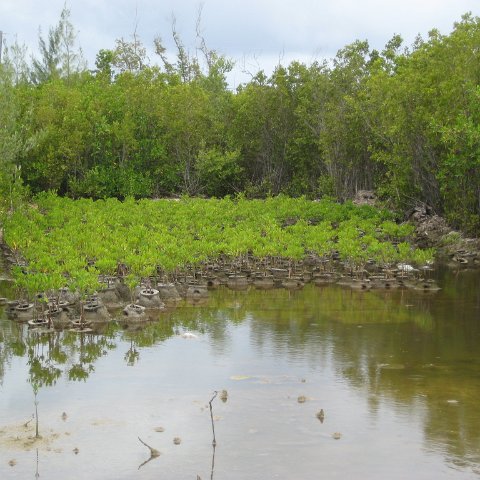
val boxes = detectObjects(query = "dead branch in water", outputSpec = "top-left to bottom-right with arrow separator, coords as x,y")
198,391 -> 220,480
138,436 -> 160,457
138,436 -> 160,469
209,391 -> 218,447
208,391 -> 218,480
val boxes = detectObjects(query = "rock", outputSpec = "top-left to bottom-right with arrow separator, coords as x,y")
115,280 -> 131,302
186,284 -> 209,298
353,190 -> 377,206
412,279 -> 441,291
339,278 -> 372,290
58,287 -> 79,305
407,205 -> 480,260
97,286 -> 123,308
316,409 -> 325,423
227,275 -> 248,290
282,277 -> 304,290
173,437 -> 181,445
313,273 -> 339,285
123,303 -> 146,319
180,332 -> 197,339
409,205 -> 450,247
253,276 -> 275,290
51,309 -> 72,328
83,302 -> 111,323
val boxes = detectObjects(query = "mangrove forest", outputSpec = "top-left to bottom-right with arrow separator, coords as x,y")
0,10 -> 480,234
1,7 -> 480,480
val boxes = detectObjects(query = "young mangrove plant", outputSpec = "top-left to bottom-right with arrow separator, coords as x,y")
2,194 -> 437,300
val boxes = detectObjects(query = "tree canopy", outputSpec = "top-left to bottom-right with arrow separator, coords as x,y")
1,9 -> 480,233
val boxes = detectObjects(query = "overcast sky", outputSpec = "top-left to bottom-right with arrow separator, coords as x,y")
1,0 -> 479,86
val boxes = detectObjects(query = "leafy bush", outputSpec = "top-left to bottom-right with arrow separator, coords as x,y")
4,194 -> 432,291
68,166 -> 153,199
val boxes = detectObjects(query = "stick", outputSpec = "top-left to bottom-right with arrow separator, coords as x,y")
24,415 -> 33,427
138,437 -> 160,458
208,391 -> 218,479
208,391 -> 218,447
210,441 -> 216,480
137,436 -> 160,470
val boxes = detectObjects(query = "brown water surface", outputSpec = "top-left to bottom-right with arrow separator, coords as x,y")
0,266 -> 480,479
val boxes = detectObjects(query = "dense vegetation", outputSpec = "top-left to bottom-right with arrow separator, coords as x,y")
4,194 -> 434,300
0,9 -> 480,233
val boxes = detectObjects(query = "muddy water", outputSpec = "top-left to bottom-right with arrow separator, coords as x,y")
1,267 -> 480,479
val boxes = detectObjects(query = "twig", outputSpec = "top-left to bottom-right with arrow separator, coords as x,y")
137,436 -> 160,470
210,441 -> 216,480
138,436 -> 160,457
208,391 -> 218,447
138,455 -> 157,470
138,457 -> 156,470
24,415 -> 34,427
209,391 -> 218,480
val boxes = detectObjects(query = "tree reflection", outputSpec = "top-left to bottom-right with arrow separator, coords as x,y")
65,330 -> 116,381
1,277 -> 480,473
0,323 -> 119,390
27,332 -> 63,388
0,318 -> 25,384
124,339 -> 140,366
191,283 -> 480,472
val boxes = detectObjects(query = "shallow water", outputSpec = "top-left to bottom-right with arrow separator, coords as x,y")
1,267 -> 480,479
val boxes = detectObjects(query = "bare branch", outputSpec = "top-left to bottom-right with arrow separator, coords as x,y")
209,390 -> 218,447
196,3 -> 212,69
138,436 -> 160,457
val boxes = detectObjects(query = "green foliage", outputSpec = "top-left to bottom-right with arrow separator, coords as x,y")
0,63 -> 28,216
412,247 -> 436,266
378,221 -> 414,241
4,195 -> 429,290
196,148 -> 243,196
3,12 -> 480,234
68,165 -> 153,199
30,5 -> 85,84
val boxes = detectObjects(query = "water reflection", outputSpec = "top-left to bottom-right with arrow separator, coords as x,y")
2,325 -> 118,387
0,270 -> 479,478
